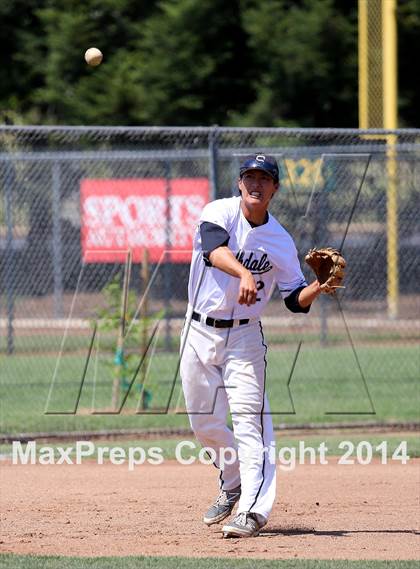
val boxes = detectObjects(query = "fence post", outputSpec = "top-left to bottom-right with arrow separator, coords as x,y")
140,248 -> 150,409
4,162 -> 15,354
164,160 -> 172,351
51,162 -> 63,318
311,164 -> 330,347
386,135 -> 399,319
209,126 -> 219,200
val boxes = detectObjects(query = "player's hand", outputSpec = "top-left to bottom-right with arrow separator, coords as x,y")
238,270 -> 257,306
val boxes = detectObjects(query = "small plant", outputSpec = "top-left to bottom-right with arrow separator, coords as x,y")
94,273 -> 153,409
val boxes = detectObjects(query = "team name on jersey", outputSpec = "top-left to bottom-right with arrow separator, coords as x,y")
235,251 -> 273,274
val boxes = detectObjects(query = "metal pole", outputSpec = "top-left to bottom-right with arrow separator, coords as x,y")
319,294 -> 328,346
311,164 -> 329,347
382,0 -> 399,318
4,162 -> 15,354
140,248 -> 149,409
51,162 -> 63,318
358,0 -> 368,129
164,160 -> 172,351
385,136 -> 398,318
382,0 -> 398,130
208,126 -> 219,200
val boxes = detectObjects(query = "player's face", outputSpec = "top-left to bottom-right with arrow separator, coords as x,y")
239,170 -> 278,214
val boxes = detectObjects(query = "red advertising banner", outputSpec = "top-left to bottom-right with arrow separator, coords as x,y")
80,178 -> 210,263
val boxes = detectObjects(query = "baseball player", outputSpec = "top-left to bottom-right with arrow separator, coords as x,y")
180,154 -> 322,538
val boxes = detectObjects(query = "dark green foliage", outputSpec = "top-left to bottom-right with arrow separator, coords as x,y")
94,273 -> 158,407
237,0 -> 358,126
0,0 -> 419,126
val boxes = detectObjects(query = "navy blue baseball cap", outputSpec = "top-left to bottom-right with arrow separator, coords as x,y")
239,154 -> 279,182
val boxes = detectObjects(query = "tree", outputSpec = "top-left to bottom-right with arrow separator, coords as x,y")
236,0 -> 358,127
0,0 -> 44,122
0,0 -> 419,127
128,0 -> 255,125
12,0 -> 159,124
398,0 -> 420,127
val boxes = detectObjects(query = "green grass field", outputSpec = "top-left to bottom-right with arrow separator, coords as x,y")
0,555 -> 418,568
6,327 -> 419,354
1,344 -> 418,434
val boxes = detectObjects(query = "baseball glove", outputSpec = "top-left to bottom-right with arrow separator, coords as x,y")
305,247 -> 346,294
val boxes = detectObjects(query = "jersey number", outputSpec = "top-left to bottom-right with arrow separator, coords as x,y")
256,280 -> 264,302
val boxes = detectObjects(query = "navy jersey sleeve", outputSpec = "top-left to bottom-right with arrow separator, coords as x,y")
200,221 -> 230,266
284,286 -> 311,314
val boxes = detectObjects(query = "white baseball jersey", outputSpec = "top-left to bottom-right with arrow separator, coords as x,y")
187,196 -> 307,319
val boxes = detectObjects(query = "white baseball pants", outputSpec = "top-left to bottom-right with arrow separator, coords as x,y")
180,318 -> 276,522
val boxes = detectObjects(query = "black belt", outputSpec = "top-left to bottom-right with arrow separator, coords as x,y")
191,311 -> 249,328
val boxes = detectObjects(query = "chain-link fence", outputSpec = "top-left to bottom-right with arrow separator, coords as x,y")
1,127 -> 419,435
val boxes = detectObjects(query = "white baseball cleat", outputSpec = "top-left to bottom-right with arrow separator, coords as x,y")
222,511 -> 264,538
203,485 -> 241,526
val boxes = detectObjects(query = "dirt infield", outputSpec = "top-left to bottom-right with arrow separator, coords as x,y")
1,459 -> 419,560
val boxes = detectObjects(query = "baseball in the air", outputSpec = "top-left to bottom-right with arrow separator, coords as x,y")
84,47 -> 103,67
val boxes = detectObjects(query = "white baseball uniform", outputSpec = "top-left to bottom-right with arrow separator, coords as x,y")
180,195 -> 308,522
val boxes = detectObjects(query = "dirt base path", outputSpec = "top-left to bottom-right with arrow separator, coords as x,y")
1,459 -> 419,560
